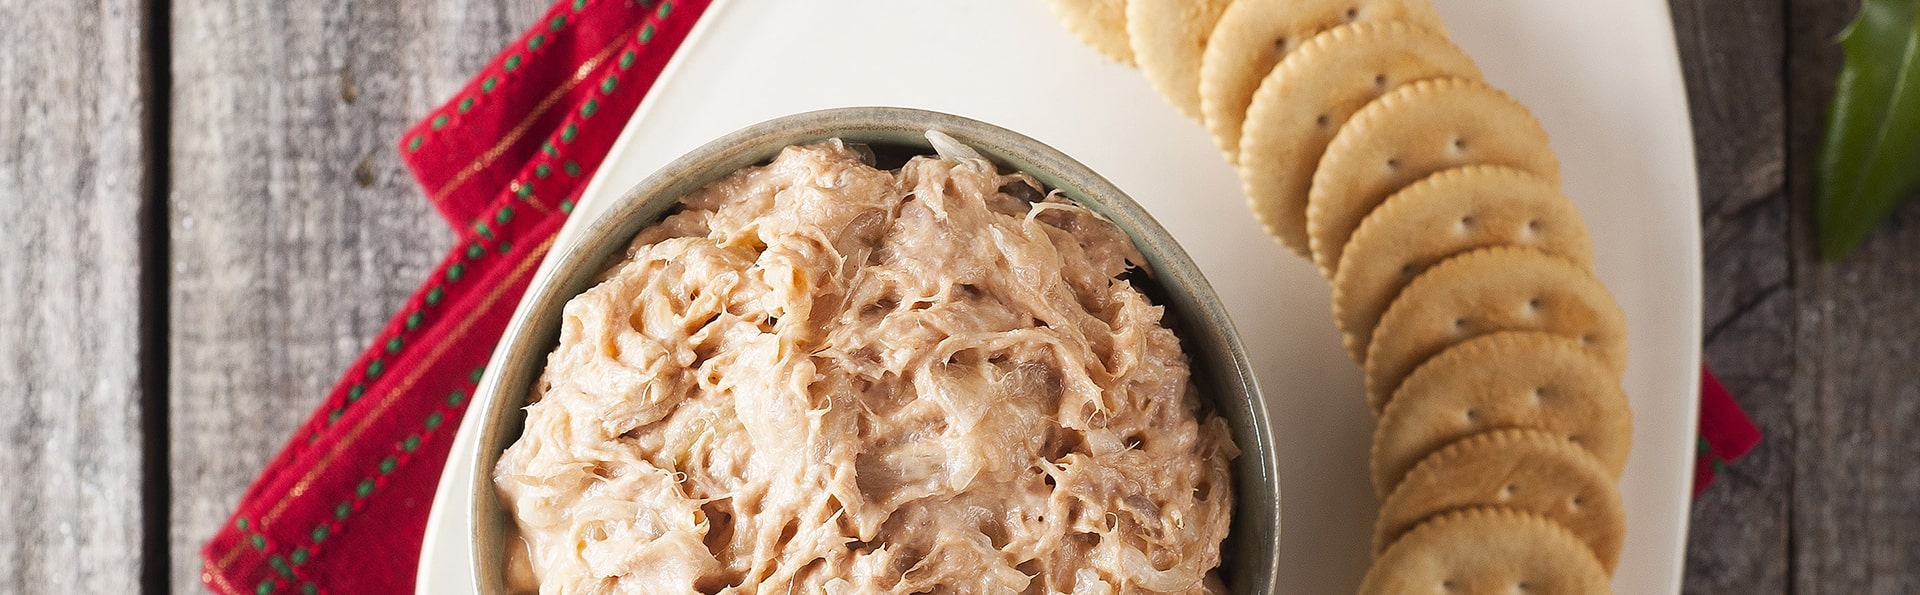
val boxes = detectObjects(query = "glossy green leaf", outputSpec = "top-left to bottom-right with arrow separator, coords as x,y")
1817,0 -> 1920,260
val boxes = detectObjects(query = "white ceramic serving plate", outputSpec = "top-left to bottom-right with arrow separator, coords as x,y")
419,0 -> 1702,592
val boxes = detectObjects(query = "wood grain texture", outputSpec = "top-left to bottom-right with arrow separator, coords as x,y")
166,0 -> 543,592
0,0 -> 155,592
1672,0 -> 1796,592
1680,0 -> 1920,592
1782,0 -> 1920,592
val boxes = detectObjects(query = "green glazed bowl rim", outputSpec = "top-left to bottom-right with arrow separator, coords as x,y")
469,106 -> 1279,593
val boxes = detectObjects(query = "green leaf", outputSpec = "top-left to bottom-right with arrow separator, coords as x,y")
1818,0 -> 1920,260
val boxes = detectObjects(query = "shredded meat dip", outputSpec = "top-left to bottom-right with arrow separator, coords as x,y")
494,138 -> 1238,594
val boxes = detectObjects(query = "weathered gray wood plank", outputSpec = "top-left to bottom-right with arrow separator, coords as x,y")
168,1 -> 544,592
1782,0 -> 1920,592
1680,0 -> 1920,591
0,0 -> 155,592
1671,0 -> 1795,592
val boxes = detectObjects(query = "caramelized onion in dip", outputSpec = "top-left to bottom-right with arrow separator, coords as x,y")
494,138 -> 1238,594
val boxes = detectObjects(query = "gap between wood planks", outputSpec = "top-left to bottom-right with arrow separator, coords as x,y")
141,0 -> 171,591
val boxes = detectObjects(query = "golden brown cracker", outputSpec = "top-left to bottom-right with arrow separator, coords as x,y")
1306,77 -> 1559,277
1200,0 -> 1448,165
1238,21 -> 1480,256
1048,0 -> 1135,65
1333,165 -> 1592,361
1127,0 -> 1234,120
1374,429 -> 1625,572
1359,507 -> 1612,594
1363,246 -> 1626,412
1372,331 -> 1632,497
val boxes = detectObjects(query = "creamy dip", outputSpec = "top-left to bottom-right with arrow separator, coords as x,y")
494,139 -> 1237,594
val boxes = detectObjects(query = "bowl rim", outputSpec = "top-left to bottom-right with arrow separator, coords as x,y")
468,106 -> 1279,593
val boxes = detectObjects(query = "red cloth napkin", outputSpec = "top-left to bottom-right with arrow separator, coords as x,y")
198,1 -> 709,592
200,2 -> 1757,591
1694,365 -> 1762,496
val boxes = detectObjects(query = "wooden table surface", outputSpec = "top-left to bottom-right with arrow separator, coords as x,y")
3,0 -> 1915,592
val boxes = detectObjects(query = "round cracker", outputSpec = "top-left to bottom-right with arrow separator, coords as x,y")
1363,246 -> 1625,411
1127,0 -> 1234,120
1372,331 -> 1632,497
1200,0 -> 1447,164
1333,165 -> 1592,361
1047,0 -> 1135,66
1238,21 -> 1480,256
1374,429 -> 1625,572
1306,77 -> 1559,277
1360,507 -> 1611,595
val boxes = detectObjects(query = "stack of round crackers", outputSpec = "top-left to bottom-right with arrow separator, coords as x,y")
1051,1 -> 1634,591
